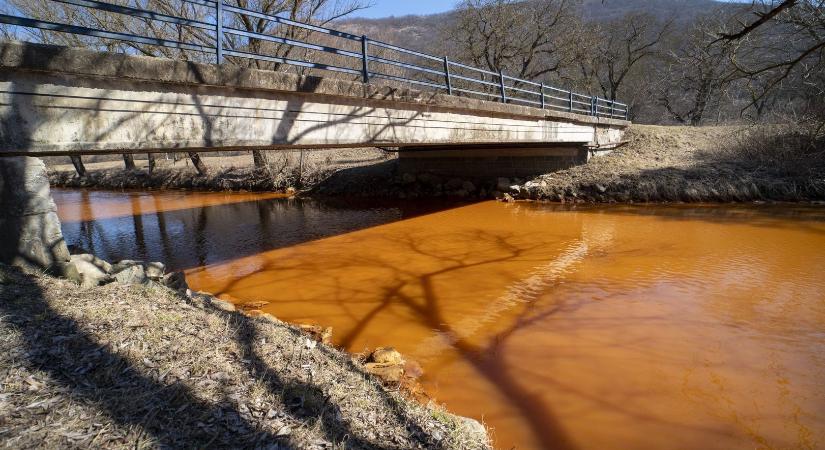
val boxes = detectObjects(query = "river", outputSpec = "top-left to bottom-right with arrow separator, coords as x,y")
52,188 -> 825,450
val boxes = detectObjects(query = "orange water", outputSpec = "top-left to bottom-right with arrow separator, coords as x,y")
54,189 -> 825,450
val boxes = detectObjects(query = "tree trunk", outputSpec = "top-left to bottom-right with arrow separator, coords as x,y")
123,154 -> 136,170
252,150 -> 266,168
188,152 -> 208,175
147,153 -> 156,173
69,155 -> 87,177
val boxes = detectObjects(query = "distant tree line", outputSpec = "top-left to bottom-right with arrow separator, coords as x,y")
442,0 -> 824,128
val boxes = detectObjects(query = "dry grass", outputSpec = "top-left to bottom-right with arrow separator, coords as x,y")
0,265 -> 490,449
523,124 -> 825,202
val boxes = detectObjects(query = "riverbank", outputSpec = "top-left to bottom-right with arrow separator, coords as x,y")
517,124 -> 825,202
0,263 -> 490,449
48,125 -> 825,202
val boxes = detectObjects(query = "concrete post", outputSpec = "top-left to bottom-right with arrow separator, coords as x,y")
123,153 -> 136,170
70,155 -> 86,177
0,156 -> 70,273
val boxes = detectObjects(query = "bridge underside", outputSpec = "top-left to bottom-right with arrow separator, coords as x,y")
0,42 -> 628,162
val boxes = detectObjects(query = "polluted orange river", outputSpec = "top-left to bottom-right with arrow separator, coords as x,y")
53,188 -> 825,450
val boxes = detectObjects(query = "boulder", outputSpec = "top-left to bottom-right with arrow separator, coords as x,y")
209,298 -> 236,312
403,360 -> 424,379
445,178 -> 463,190
369,347 -> 403,365
111,259 -> 143,273
64,255 -> 113,288
145,261 -> 165,280
162,271 -> 188,291
299,324 -> 333,344
458,417 -> 490,445
112,260 -> 165,281
113,264 -> 149,285
496,177 -> 511,192
364,362 -> 405,383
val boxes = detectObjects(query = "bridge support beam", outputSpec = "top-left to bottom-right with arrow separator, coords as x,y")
398,144 -> 588,178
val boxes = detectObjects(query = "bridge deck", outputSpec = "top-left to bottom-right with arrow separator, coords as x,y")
0,41 -> 628,157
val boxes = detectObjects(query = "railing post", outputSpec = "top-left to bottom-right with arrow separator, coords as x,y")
443,56 -> 452,95
539,82 -> 545,109
215,0 -> 223,64
568,90 -> 573,112
590,96 -> 596,116
498,70 -> 506,103
360,35 -> 369,83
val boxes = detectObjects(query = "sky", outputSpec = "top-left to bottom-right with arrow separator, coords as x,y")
349,0 -> 460,18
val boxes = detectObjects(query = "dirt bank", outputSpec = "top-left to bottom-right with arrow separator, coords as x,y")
516,124 -> 825,202
0,264 -> 490,449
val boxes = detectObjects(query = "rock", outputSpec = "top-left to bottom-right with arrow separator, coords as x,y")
145,261 -> 165,280
370,347 -> 404,365
461,181 -> 476,192
240,300 -> 270,310
113,260 -> 164,279
62,254 -> 114,288
209,298 -> 236,312
259,313 -> 281,324
496,177 -> 510,192
162,271 -> 188,291
500,193 -> 515,203
458,417 -> 490,444
445,178 -> 463,190
595,183 -> 607,193
71,254 -> 113,273
299,324 -> 333,344
111,259 -> 143,274
113,264 -> 149,285
364,362 -> 405,383
403,360 -> 424,379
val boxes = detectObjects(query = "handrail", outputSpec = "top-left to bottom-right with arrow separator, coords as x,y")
0,0 -> 629,119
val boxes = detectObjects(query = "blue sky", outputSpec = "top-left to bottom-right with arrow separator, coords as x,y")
349,0 -> 460,18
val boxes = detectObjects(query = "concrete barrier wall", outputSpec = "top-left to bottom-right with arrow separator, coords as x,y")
0,42 -> 629,156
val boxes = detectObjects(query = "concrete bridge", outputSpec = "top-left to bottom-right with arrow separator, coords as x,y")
0,41 -> 628,176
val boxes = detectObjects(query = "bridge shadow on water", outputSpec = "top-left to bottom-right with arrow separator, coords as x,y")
55,189 -> 476,271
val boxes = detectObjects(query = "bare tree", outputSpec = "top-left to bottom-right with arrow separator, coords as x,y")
446,0 -> 582,82
577,13 -> 671,102
721,0 -> 825,111
655,13 -> 734,125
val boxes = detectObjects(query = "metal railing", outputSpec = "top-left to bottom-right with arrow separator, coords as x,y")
0,0 -> 629,120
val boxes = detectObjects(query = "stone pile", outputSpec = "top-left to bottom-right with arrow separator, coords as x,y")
61,253 -> 187,290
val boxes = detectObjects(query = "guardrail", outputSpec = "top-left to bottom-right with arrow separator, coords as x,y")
0,0 -> 629,120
